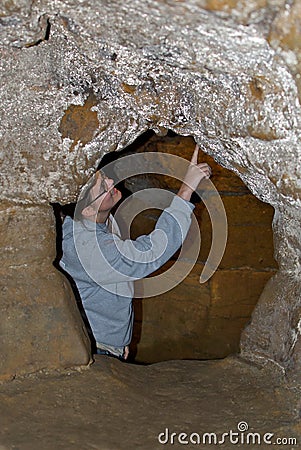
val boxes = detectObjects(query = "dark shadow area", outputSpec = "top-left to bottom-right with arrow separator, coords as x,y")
51,202 -> 97,354
25,17 -> 51,48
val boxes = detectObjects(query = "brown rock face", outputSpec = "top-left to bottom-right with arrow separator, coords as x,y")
59,93 -> 100,153
126,135 -> 277,362
0,357 -> 299,449
0,204 -> 91,379
0,0 -> 300,378
269,1 -> 301,102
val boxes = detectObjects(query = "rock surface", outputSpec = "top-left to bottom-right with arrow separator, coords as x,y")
0,357 -> 300,449
0,0 -> 301,377
0,203 -> 91,380
1,0 -> 300,204
126,134 -> 277,363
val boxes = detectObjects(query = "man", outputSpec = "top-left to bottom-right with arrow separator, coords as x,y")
59,145 -> 211,361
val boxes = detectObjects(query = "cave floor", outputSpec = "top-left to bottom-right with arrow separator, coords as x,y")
0,356 -> 300,450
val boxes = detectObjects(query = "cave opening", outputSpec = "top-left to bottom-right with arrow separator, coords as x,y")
53,130 -> 278,365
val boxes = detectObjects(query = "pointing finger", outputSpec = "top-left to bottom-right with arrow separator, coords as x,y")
191,144 -> 199,164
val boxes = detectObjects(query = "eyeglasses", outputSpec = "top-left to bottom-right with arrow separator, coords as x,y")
85,170 -> 109,207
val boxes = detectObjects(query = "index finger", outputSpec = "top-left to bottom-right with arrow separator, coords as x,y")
191,144 -> 199,164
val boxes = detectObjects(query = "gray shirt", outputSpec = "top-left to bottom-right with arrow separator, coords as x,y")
60,195 -> 194,347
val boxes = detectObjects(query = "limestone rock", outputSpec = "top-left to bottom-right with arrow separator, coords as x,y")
127,135 -> 277,363
0,0 -> 300,377
0,204 -> 91,380
0,357 -> 299,449
269,0 -> 301,101
0,0 -> 300,205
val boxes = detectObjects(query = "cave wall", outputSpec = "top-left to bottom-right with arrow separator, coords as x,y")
0,203 -> 91,379
126,134 -> 277,363
0,0 -> 300,379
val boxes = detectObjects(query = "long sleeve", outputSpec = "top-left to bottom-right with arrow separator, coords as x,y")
59,195 -> 194,347
75,195 -> 194,286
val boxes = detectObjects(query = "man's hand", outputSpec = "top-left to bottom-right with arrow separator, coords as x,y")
177,145 -> 212,201
123,345 -> 129,360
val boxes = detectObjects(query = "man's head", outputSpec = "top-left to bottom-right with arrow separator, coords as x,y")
75,170 -> 122,223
